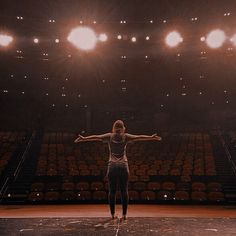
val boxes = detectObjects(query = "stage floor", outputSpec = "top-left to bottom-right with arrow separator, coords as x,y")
0,205 -> 236,235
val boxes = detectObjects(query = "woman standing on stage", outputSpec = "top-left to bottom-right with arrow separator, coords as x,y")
74,120 -> 162,220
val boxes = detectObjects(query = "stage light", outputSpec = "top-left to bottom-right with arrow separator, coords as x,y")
55,39 -> 60,43
146,36 -> 150,40
165,31 -> 183,47
67,26 -> 97,51
117,35 -> 122,40
230,34 -> 236,47
131,37 -> 137,42
98,33 -> 108,42
0,34 -> 13,47
206,29 -> 226,49
34,38 -> 39,43
200,36 -> 205,42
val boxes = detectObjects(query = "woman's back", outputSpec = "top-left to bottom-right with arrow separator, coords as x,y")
108,133 -> 128,164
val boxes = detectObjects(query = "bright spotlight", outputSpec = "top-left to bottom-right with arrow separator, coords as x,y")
200,37 -> 206,42
0,34 -> 13,47
206,29 -> 226,49
165,31 -> 183,47
117,35 -> 122,40
55,39 -> 60,43
230,34 -> 236,47
34,38 -> 39,44
98,33 -> 108,42
67,26 -> 97,51
131,37 -> 137,42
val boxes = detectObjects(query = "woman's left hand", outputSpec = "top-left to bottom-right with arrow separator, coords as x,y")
74,135 -> 84,143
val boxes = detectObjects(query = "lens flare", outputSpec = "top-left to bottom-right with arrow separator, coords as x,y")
0,34 -> 13,47
67,27 -> 97,50
206,29 -> 226,48
165,31 -> 183,47
98,33 -> 108,42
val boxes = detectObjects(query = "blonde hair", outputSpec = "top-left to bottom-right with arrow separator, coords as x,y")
112,120 -> 125,134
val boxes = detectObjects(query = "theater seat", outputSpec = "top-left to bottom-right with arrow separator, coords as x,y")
133,182 -> 146,191
207,182 -> 222,192
44,191 -> 60,201
62,182 -> 74,191
175,191 -> 190,201
191,191 -> 207,201
93,191 -> 107,200
60,191 -> 76,201
91,182 -> 104,191
28,192 -> 44,202
208,192 -> 225,202
128,191 -> 139,201
76,182 -> 90,191
31,182 -> 44,192
46,182 -> 61,191
147,182 -> 161,191
157,191 -> 173,201
162,182 -> 176,191
77,191 -> 92,200
140,191 -> 156,201
192,182 -> 206,191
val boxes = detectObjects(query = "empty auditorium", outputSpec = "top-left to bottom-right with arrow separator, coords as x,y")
0,0 -> 236,235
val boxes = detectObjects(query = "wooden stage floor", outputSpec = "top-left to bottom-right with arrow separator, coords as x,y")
0,205 -> 236,235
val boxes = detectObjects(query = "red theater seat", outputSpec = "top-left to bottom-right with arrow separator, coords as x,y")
140,191 -> 156,201
147,182 -> 161,191
77,191 -> 92,200
128,191 -> 139,201
91,182 -> 104,191
174,191 -> 190,201
191,191 -> 207,201
93,191 -> 107,200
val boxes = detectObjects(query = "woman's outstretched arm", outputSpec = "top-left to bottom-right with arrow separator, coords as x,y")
74,133 -> 111,143
126,133 -> 162,142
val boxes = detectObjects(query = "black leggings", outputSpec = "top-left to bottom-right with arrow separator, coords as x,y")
107,164 -> 129,216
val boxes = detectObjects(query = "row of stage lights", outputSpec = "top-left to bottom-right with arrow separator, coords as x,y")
1,27 -> 236,50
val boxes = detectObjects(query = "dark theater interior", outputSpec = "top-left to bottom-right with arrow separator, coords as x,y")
0,0 -> 236,235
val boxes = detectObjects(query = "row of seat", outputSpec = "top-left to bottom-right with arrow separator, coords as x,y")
28,190 -> 225,202
31,181 -> 222,192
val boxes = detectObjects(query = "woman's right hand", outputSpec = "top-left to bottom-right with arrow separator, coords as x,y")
152,133 -> 162,141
